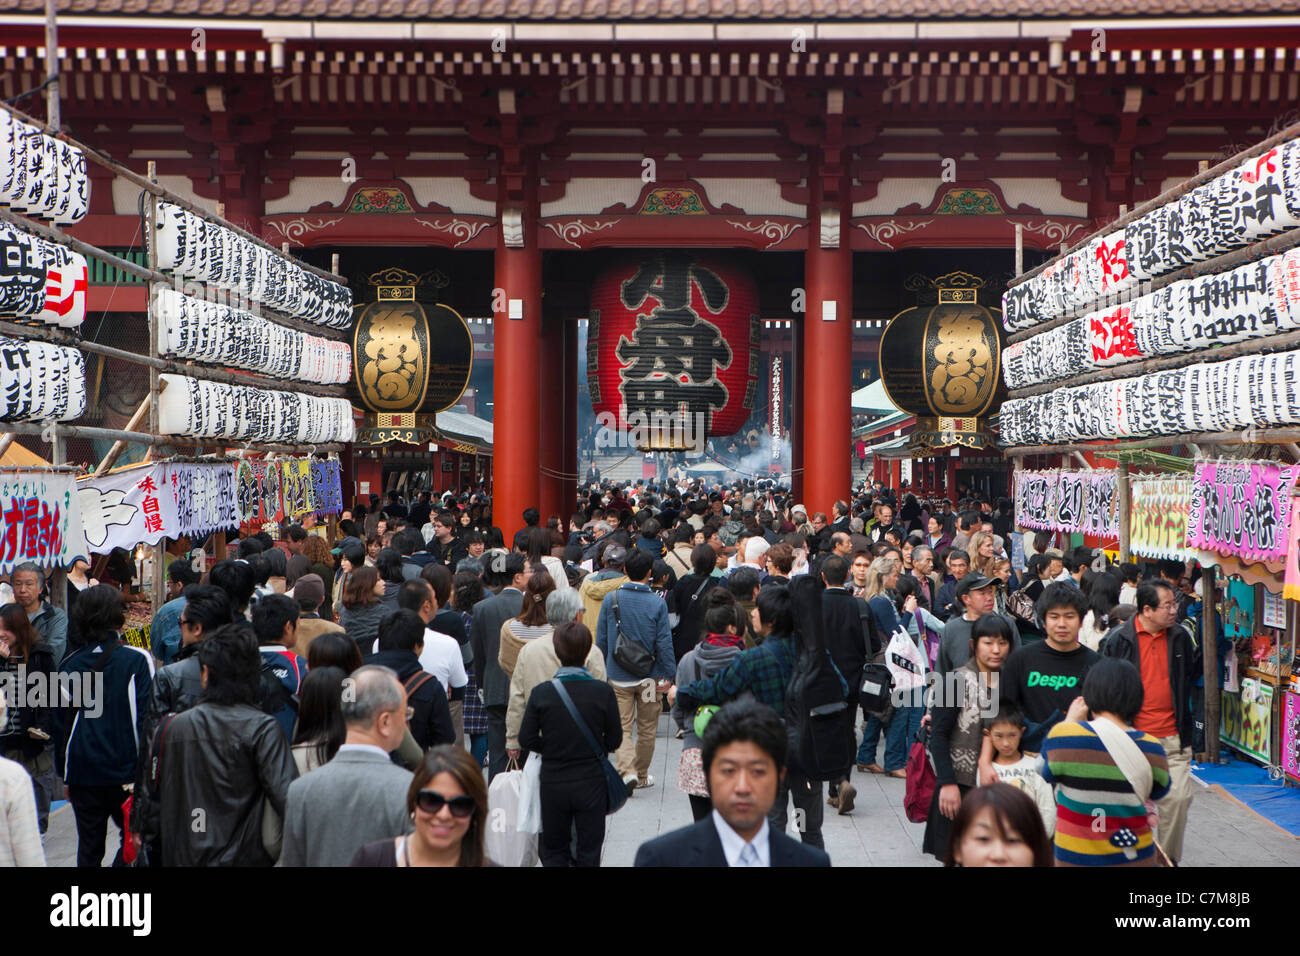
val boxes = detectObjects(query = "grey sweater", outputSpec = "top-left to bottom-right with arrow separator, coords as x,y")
672,639 -> 743,750
339,602 -> 389,655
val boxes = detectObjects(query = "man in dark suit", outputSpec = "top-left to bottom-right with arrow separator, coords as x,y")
633,699 -> 830,867
828,499 -> 852,536
470,550 -> 528,779
819,554 -> 872,815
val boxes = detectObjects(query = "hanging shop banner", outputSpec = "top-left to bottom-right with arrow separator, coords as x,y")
1186,460 -> 1300,564
1221,677 -> 1273,764
166,462 -> 239,539
1128,476 -> 1192,561
0,471 -> 86,572
1262,588 -> 1287,629
1286,496 -> 1300,602
310,459 -> 343,516
1015,470 -> 1119,536
1223,578 -> 1257,640
280,459 -> 316,519
76,463 -> 178,554
236,458 -> 342,526
1283,691 -> 1300,784
235,460 -> 285,525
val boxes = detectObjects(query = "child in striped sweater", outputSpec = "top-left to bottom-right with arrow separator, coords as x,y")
1040,659 -> 1171,866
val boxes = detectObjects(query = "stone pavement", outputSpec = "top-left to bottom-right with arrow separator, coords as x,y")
41,713 -> 1300,866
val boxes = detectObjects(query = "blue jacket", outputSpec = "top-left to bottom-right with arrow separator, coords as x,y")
596,581 -> 675,682
55,637 -> 154,786
258,647 -> 307,741
152,595 -> 186,665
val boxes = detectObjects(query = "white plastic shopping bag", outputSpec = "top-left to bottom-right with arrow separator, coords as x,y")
885,626 -> 927,695
485,760 -> 539,867
517,752 -> 543,835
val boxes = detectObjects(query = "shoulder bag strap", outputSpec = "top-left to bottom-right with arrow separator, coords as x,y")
689,576 -> 711,604
612,590 -> 622,634
404,670 -> 434,697
1088,719 -> 1154,804
550,678 -> 606,762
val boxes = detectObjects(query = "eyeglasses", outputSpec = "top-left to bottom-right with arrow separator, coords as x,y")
179,618 -> 196,629
415,789 -> 477,818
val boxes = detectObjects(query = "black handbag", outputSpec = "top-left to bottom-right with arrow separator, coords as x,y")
610,592 -> 656,678
551,679 -> 629,814
859,662 -> 895,716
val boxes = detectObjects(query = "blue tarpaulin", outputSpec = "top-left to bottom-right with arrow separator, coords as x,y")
1193,754 -> 1300,836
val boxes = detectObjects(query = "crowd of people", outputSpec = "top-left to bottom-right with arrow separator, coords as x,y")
0,477 -> 1218,868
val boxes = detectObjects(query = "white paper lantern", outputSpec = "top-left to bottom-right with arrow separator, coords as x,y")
36,245 -> 87,328
0,225 -> 47,317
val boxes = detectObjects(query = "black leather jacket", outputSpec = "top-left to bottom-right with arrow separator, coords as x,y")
154,701 -> 297,867
132,645 -> 204,848
0,645 -> 56,759
1101,616 -> 1201,744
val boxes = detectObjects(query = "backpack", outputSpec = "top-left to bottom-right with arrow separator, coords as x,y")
258,652 -> 301,717
784,577 -> 852,781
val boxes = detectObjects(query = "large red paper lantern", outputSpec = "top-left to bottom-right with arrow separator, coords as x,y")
587,252 -> 759,448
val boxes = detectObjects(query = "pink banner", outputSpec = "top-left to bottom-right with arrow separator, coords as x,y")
1187,460 -> 1300,564
1284,691 -> 1300,783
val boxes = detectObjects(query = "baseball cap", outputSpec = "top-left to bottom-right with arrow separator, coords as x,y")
955,573 -> 996,598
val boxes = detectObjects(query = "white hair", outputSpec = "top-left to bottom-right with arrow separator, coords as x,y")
546,588 -> 583,626
745,536 -> 771,564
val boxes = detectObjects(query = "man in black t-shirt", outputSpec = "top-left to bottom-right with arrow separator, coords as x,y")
999,582 -> 1099,752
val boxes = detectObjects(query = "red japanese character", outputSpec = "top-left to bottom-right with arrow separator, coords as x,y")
21,498 -> 39,559
2,497 -> 22,564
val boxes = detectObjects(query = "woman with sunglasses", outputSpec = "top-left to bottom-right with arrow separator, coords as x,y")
349,745 -> 490,867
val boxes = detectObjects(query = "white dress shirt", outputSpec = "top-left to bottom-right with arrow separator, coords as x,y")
418,627 -> 469,694
712,809 -> 771,867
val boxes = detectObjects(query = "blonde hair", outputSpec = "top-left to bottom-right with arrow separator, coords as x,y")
862,556 -> 900,603
967,531 -> 999,578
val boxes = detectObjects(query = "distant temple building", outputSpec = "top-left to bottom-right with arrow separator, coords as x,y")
3,0 -> 1297,520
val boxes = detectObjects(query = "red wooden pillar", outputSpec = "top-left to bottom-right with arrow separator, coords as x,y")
561,317 -> 579,517
538,308 -> 565,525
945,455 -> 957,499
493,183 -> 542,544
802,177 -> 852,517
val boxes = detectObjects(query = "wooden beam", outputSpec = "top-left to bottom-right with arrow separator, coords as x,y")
1202,563 -> 1219,764
1117,463 -> 1131,563
1004,427 -> 1300,457
91,395 -> 150,477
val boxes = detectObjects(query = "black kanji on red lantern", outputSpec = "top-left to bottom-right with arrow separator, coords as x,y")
615,253 -> 734,419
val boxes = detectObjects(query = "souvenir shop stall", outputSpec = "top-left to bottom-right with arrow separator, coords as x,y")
0,97 -> 354,622
1012,459 -> 1298,773
998,117 -> 1300,772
